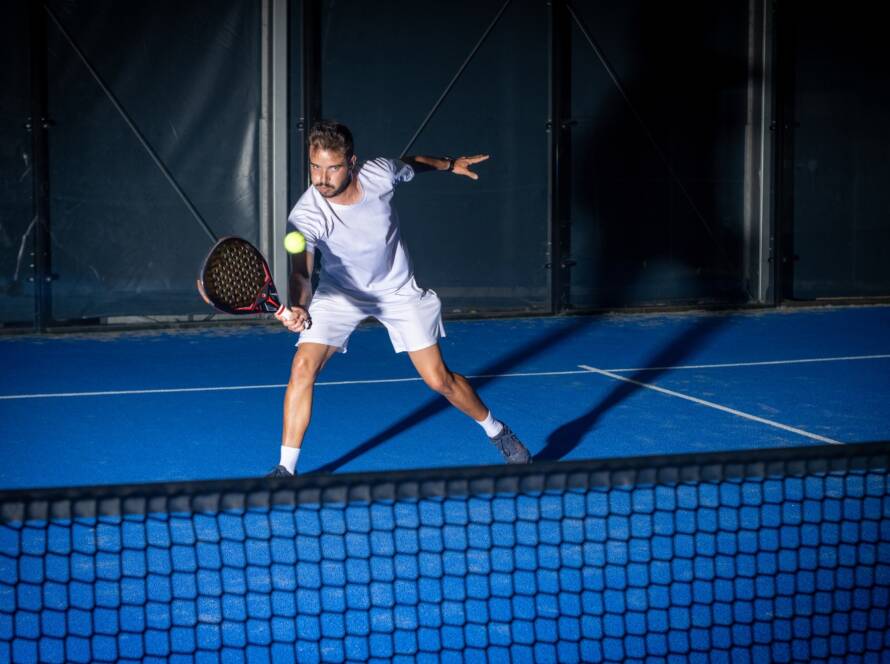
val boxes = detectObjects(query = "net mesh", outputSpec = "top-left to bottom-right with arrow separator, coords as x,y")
2,443 -> 889,663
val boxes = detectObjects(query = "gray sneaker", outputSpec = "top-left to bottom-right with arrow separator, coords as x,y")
490,424 -> 532,464
266,464 -> 295,478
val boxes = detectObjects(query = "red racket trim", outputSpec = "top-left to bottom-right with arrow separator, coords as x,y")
197,236 -> 296,319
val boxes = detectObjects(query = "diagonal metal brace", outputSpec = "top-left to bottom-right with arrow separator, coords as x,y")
44,4 -> 218,243
566,1 -> 743,279
400,0 -> 513,158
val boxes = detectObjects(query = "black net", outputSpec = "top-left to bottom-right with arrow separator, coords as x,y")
2,443 -> 889,663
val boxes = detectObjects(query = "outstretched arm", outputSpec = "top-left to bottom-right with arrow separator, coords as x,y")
276,249 -> 314,332
401,154 -> 490,180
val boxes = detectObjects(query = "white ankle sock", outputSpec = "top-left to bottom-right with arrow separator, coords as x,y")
279,446 -> 300,474
475,411 -> 504,438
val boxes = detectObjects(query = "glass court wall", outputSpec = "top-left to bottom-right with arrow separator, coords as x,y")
294,0 -> 551,315
3,1 -> 889,330
0,2 -> 34,325
566,2 -> 751,308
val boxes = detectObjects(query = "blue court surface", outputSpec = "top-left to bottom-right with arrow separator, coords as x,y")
2,307 -> 890,664
1,305 -> 888,490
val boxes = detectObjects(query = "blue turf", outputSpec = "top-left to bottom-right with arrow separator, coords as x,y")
1,305 -> 889,489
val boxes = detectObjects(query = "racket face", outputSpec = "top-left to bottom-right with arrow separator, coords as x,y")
198,237 -> 279,315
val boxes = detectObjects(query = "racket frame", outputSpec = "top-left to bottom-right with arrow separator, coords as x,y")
196,236 -> 291,319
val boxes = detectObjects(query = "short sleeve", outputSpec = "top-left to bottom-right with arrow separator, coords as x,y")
391,159 -> 415,184
368,157 -> 414,185
287,208 -> 321,254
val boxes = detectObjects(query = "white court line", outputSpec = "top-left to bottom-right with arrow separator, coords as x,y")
578,364 -> 844,445
0,378 -> 416,400
0,370 -> 586,401
1,354 -> 885,401
605,353 -> 890,373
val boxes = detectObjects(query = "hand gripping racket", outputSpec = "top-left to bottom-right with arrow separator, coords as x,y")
197,236 -> 300,323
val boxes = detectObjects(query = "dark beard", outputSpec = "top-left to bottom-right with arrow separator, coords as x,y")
317,172 -> 352,199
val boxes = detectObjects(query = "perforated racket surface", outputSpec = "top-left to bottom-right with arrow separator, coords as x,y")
197,237 -> 285,316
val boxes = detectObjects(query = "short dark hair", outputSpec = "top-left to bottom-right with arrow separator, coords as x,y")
308,120 -> 354,158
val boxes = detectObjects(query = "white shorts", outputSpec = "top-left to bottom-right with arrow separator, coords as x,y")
297,280 -> 446,353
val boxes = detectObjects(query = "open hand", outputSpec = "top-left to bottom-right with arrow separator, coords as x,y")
452,154 -> 490,180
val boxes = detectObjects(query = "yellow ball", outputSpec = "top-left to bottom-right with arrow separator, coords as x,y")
283,231 -> 306,254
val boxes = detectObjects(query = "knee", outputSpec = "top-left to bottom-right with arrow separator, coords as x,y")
289,352 -> 322,387
423,369 -> 455,396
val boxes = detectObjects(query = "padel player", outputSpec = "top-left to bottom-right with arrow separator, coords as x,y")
268,120 -> 531,476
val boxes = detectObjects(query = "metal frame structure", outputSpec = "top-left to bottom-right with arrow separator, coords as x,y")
28,0 -> 52,332
18,0 -> 833,332
260,0 -> 292,298
296,0 -> 321,193
744,0 -> 776,304
770,0 -> 797,304
26,2 -> 224,331
285,0 -> 779,314
547,0 -> 573,314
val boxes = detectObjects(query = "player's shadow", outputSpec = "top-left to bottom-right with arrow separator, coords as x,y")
312,312 -> 728,473
312,315 -> 596,474
525,6 -> 745,460
534,314 -> 727,462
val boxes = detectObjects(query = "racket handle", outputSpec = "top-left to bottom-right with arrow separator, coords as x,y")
276,305 -> 295,322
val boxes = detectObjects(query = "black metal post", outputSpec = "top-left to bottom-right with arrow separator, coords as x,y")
548,0 -> 572,313
297,0 -> 321,190
29,0 -> 53,331
771,0 -> 797,303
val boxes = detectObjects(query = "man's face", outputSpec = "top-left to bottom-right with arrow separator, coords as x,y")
309,147 -> 355,198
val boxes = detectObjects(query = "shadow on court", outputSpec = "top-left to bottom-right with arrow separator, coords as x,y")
533,315 -> 728,462
313,316 -> 596,473
313,313 -> 727,472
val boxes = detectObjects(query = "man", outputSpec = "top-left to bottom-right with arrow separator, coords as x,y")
268,120 -> 530,477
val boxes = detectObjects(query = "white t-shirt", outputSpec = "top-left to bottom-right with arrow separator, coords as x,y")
287,158 -> 416,301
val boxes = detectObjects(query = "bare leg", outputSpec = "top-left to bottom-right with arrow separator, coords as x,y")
282,342 -> 338,448
409,342 -> 532,464
407,343 -> 488,421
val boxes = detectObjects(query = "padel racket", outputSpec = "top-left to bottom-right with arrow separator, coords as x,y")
197,236 -> 301,324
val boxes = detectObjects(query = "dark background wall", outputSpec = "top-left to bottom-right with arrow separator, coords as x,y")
567,1 -> 750,308
45,1 -> 262,320
783,2 -> 890,299
2,0 -> 262,325
0,1 -> 33,324
1,0 -> 889,329
295,0 -> 551,314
